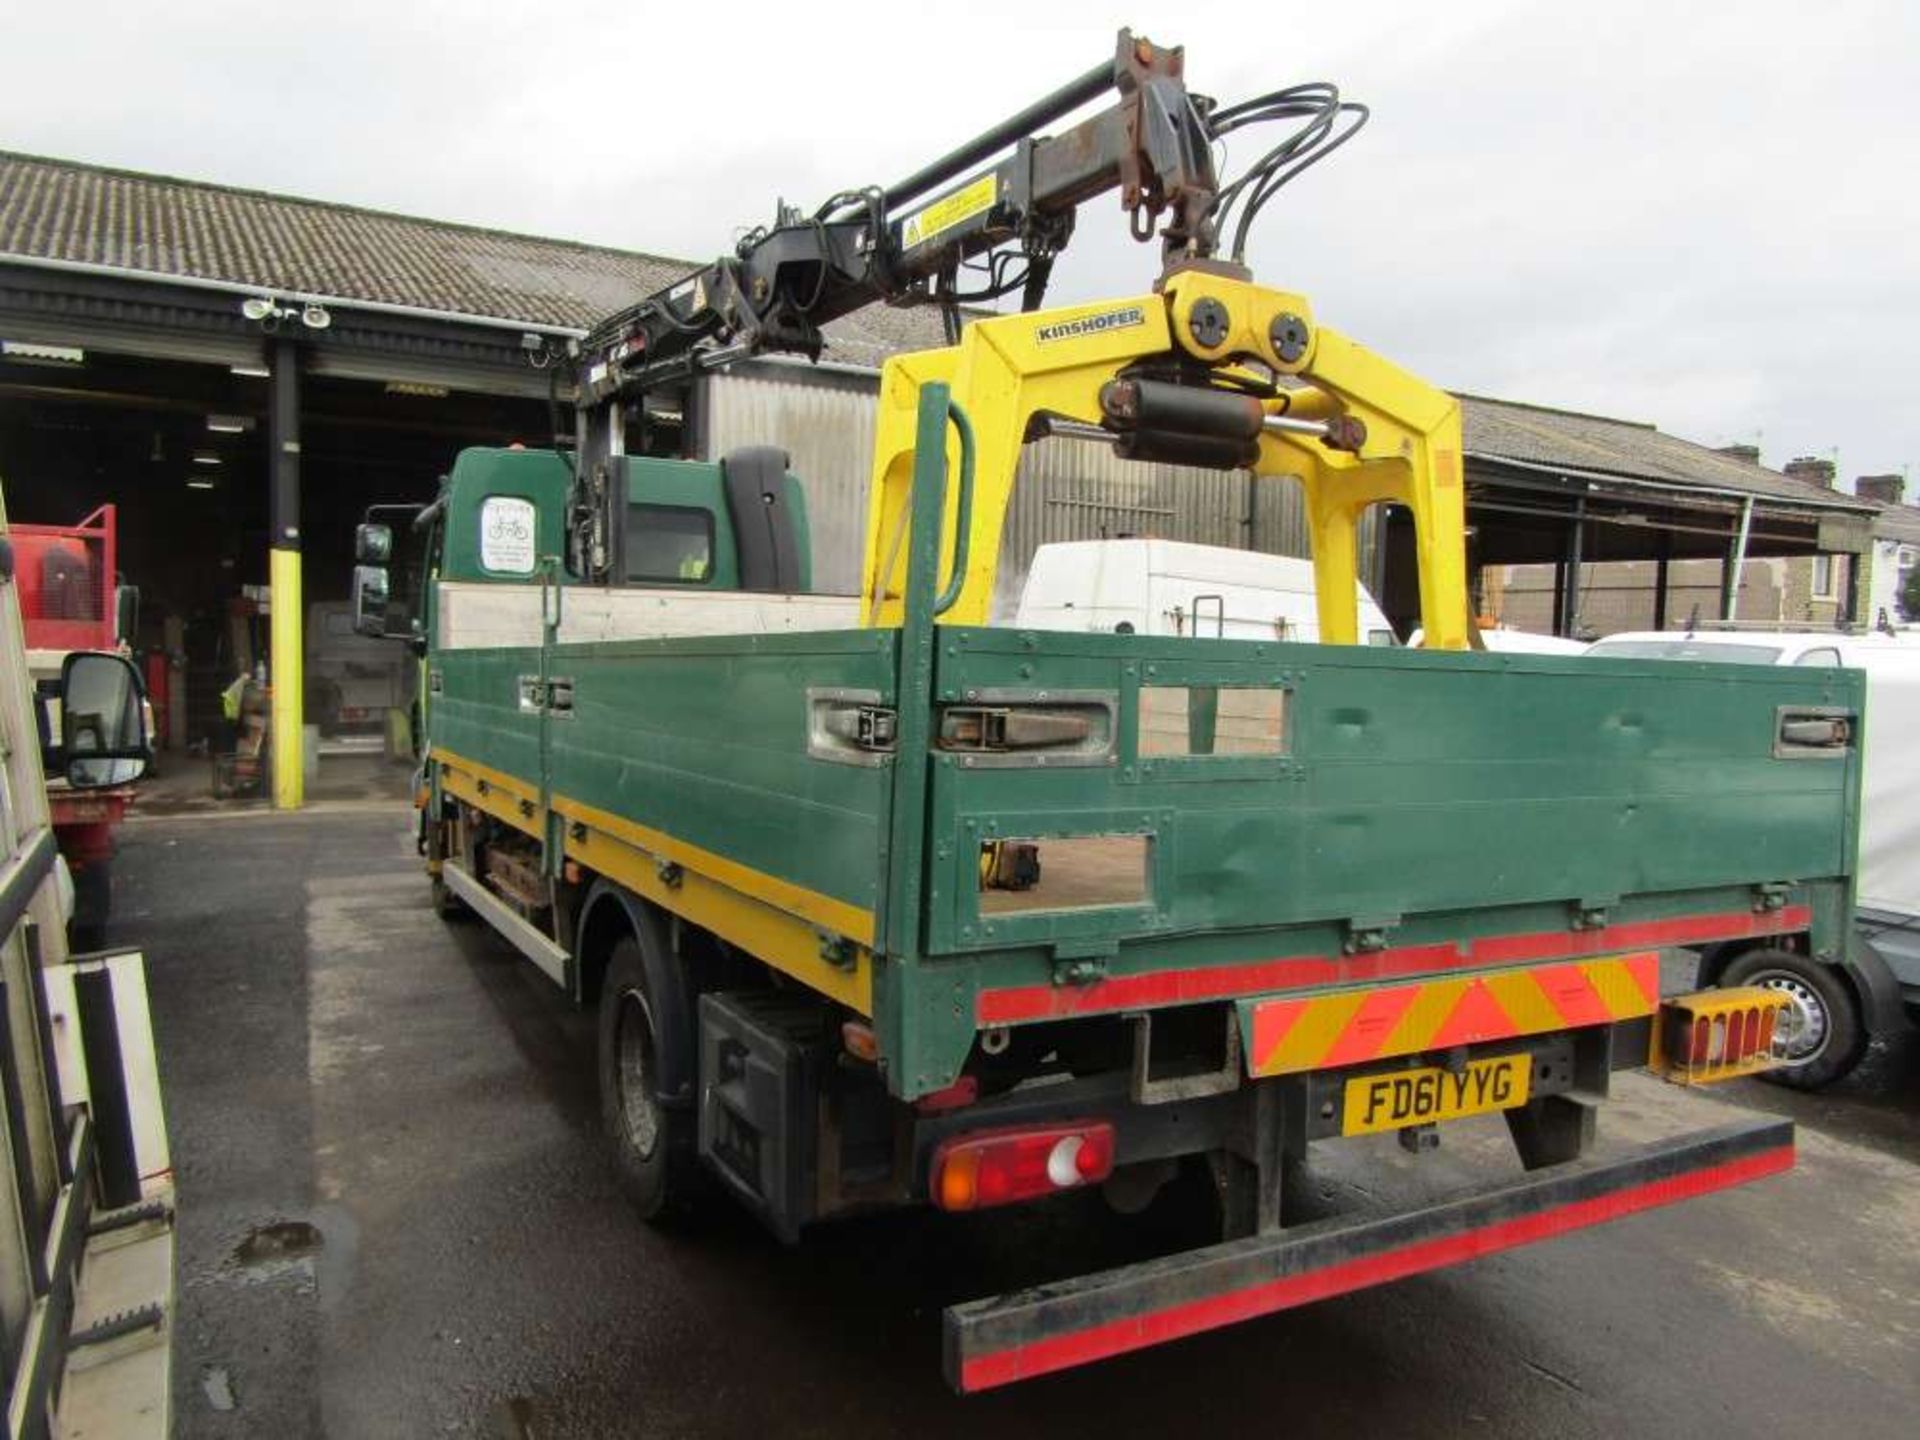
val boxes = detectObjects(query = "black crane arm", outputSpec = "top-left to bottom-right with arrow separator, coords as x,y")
576,31 -> 1217,408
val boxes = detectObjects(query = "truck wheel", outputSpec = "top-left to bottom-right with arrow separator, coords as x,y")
67,860 -> 112,953
429,873 -> 468,921
1721,947 -> 1865,1089
598,937 -> 697,1220
308,680 -> 343,738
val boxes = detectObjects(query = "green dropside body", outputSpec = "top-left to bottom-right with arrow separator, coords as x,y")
424,442 -> 1863,1100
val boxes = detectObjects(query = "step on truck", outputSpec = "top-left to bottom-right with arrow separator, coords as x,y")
351,33 -> 1849,1390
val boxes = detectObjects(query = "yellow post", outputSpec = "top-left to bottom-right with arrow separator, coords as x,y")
270,546 -> 303,809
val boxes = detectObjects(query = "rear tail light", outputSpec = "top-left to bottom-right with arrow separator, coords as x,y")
1652,988 -> 1788,1085
841,1020 -> 880,1063
931,1121 -> 1116,1212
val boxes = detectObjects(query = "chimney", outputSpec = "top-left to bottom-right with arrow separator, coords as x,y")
1783,455 -> 1837,489
1716,443 -> 1761,464
1856,473 -> 1906,506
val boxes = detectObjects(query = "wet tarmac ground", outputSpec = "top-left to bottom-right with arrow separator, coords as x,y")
116,808 -> 1920,1439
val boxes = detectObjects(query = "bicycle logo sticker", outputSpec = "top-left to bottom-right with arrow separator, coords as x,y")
480,496 -> 537,574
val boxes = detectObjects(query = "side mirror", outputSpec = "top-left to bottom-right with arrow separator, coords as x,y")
57,652 -> 150,788
356,523 -> 394,565
352,564 -> 391,637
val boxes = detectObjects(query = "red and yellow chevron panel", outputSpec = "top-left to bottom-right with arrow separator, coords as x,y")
1244,952 -> 1660,1077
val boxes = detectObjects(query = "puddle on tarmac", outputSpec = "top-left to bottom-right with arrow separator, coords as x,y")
234,1219 -> 324,1266
201,1366 -> 236,1412
212,1209 -> 359,1310
230,1219 -> 325,1289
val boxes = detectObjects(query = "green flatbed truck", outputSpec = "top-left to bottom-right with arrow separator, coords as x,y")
350,36 -> 1855,1389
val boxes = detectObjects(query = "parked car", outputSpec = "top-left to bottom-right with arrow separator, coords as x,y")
1585,628 -> 1920,1085
1584,627 -> 1918,668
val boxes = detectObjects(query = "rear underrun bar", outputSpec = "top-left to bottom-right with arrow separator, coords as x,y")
944,1116 -> 1794,1392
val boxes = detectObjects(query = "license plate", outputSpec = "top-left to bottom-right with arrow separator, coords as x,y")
1341,1054 -> 1532,1136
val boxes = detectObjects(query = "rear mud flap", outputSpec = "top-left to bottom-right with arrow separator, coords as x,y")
945,1117 -> 1792,1392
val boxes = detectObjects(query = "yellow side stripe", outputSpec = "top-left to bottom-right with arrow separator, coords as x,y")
435,749 -> 542,812
432,747 -> 874,1014
439,757 -> 542,832
433,747 -> 874,946
552,792 -> 876,948
563,822 -> 871,1014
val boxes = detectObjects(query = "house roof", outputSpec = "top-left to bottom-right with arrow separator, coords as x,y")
0,149 -> 948,367
1458,394 -> 1871,514
1869,502 -> 1920,545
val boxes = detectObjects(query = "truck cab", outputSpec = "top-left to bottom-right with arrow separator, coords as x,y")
357,444 -> 850,651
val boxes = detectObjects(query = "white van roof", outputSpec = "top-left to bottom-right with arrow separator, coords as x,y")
1031,539 -> 1322,591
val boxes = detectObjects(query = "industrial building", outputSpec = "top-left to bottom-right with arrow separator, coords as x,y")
0,150 -> 1880,806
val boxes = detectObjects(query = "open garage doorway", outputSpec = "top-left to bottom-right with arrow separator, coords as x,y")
0,342 -> 553,810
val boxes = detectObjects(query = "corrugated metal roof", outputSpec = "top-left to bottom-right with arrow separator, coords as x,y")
1460,394 -> 1869,512
0,149 -> 949,364
0,153 -> 1877,520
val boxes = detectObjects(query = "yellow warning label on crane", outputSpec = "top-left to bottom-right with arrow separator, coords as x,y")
900,174 -> 998,250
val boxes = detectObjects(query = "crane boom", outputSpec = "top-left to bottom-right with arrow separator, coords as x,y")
565,29 -> 1375,586
575,31 -> 1215,410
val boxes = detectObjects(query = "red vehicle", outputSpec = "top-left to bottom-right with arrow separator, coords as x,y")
11,504 -> 141,947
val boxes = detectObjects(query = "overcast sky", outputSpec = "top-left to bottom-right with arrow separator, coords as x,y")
4,1 -> 1915,484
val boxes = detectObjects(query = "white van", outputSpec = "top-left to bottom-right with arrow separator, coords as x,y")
1014,539 -> 1397,645
1584,627 -> 1919,668
1584,628 -> 1920,1085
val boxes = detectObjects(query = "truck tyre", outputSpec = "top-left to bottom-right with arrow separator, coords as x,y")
67,860 -> 111,953
1721,947 -> 1865,1090
308,679 -> 343,738
598,936 -> 698,1220
428,873 -> 468,920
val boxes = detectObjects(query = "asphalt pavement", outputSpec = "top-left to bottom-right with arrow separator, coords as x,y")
116,806 -> 1920,1439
